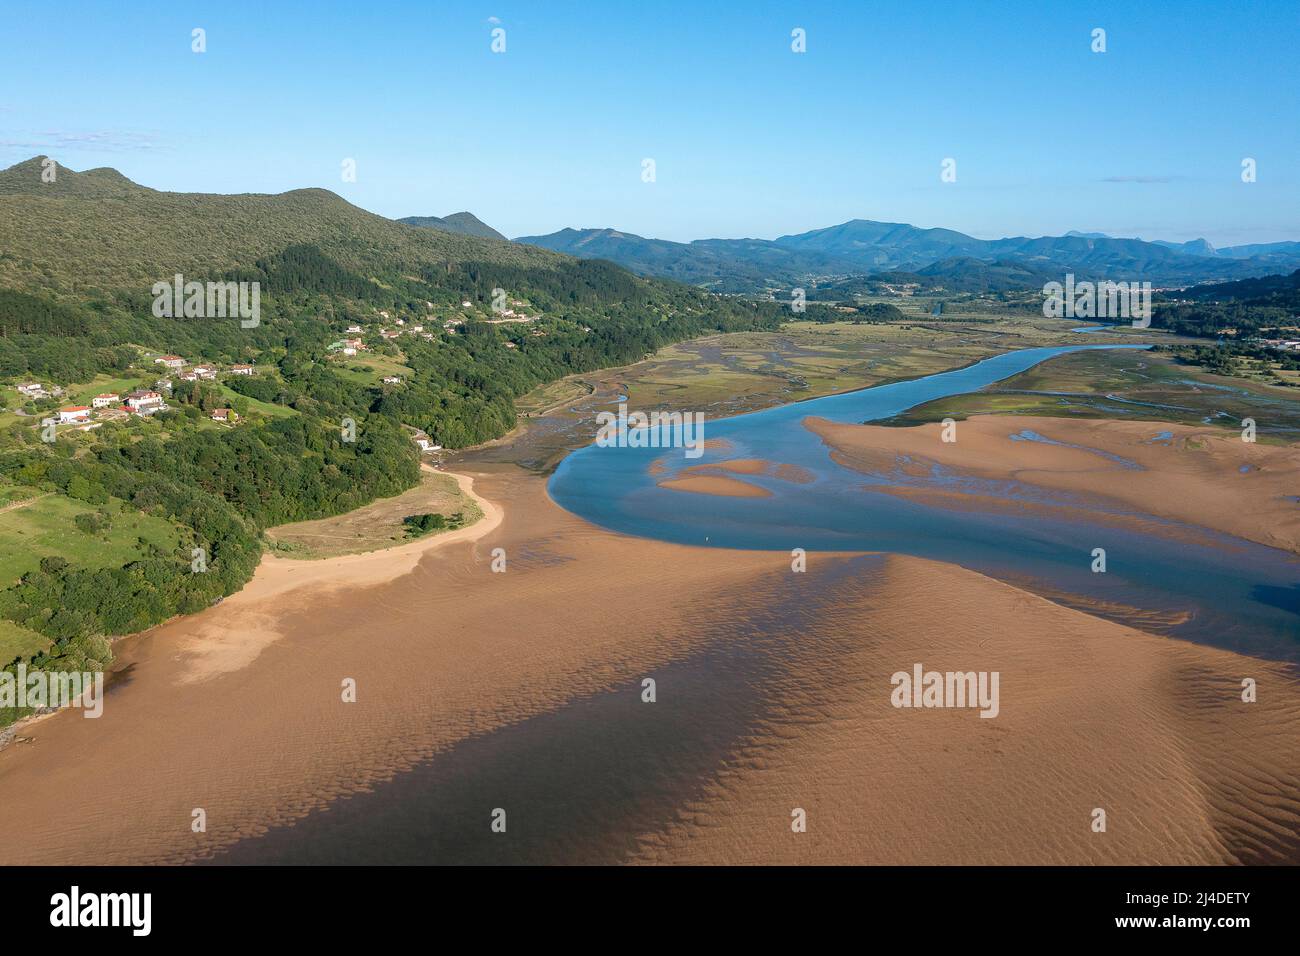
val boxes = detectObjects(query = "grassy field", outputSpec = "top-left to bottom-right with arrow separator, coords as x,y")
64,373 -> 153,406
0,488 -> 184,587
0,488 -> 184,663
332,351 -> 414,386
877,348 -> 1300,439
212,381 -> 297,418
0,618 -> 49,668
265,469 -> 480,559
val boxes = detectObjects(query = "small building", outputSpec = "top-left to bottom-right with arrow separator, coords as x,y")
211,408 -> 237,422
229,364 -> 254,375
17,382 -> 46,397
154,355 -> 186,369
413,437 -> 442,452
345,325 -> 364,334
58,405 -> 91,424
382,376 -> 402,385
342,347 -> 358,357
125,389 -> 165,413
192,365 -> 217,380
92,393 -> 120,408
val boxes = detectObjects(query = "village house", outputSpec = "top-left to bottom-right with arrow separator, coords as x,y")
379,330 -> 400,340
16,382 -> 46,398
413,437 -> 442,452
382,376 -> 402,385
341,347 -> 358,357
346,325 -> 364,334
125,389 -> 166,414
191,365 -> 217,379
229,364 -> 254,375
211,408 -> 238,422
57,406 -> 91,424
92,393 -> 120,408
154,355 -> 186,370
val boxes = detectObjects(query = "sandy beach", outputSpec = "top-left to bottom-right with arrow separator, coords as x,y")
807,415 -> 1300,554
0,460 -> 1296,865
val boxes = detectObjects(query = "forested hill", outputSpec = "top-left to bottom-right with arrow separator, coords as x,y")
0,157 -> 780,701
0,156 -> 563,296
399,212 -> 508,242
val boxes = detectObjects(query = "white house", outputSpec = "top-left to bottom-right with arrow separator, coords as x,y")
125,390 -> 165,413
92,393 -> 120,408
17,382 -> 45,397
382,376 -> 402,384
414,437 -> 442,452
229,364 -> 254,375
342,347 -> 358,356
154,355 -> 186,369
192,365 -> 216,379
57,406 -> 91,424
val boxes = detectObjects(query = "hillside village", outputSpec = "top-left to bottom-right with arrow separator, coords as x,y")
0,297 -> 559,455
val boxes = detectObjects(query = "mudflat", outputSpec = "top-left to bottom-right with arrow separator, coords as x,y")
807,415 -> 1300,553
0,464 -> 1296,864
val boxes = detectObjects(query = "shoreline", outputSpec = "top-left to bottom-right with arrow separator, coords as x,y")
0,466 -> 500,746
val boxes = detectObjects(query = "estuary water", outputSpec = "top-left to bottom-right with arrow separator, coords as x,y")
549,345 -> 1300,662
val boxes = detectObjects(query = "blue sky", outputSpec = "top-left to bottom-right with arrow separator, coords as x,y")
1,0 -> 1296,246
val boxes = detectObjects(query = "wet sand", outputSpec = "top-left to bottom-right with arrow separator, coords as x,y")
657,474 -> 772,497
808,415 -> 1300,553
0,464 -> 1296,864
657,458 -> 816,497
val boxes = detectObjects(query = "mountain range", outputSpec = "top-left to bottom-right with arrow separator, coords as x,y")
506,220 -> 1300,293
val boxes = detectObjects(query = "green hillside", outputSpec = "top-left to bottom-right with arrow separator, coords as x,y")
0,156 -> 781,711
0,156 -> 558,297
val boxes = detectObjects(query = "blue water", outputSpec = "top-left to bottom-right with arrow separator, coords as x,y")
550,345 -> 1300,662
